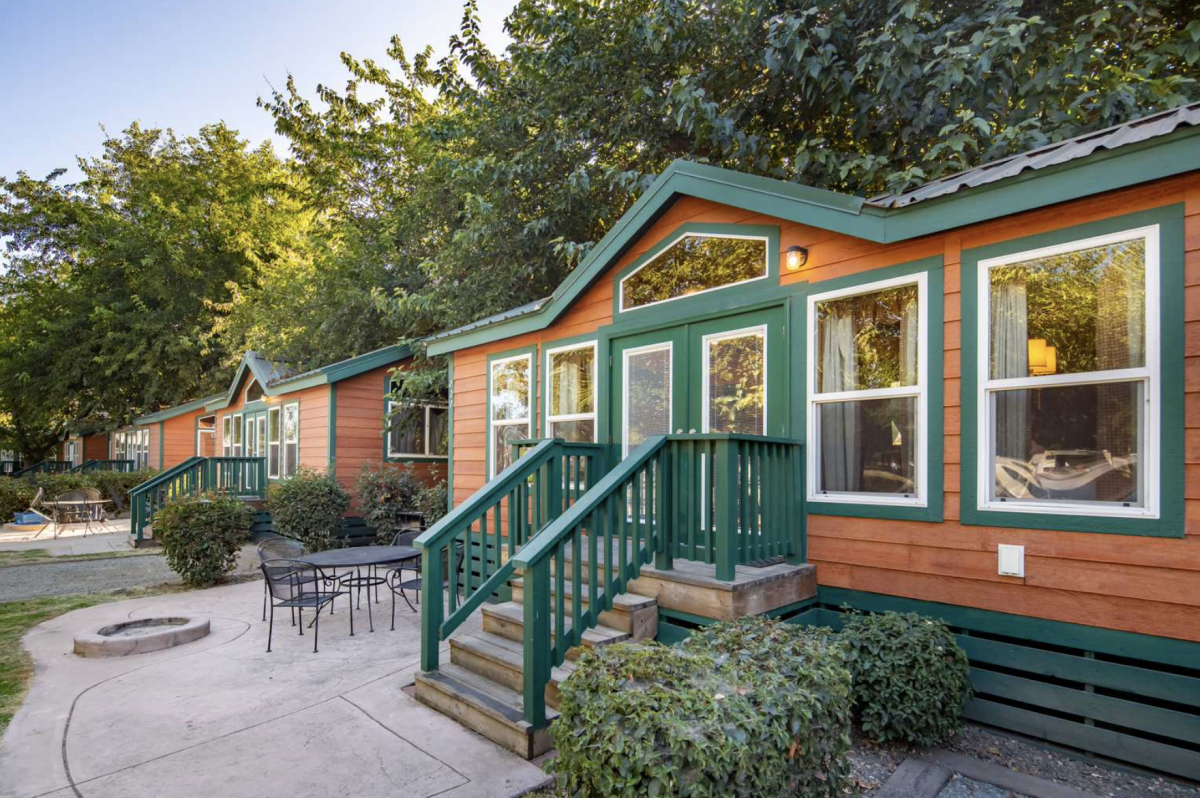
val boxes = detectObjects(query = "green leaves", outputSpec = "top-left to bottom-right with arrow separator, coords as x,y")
264,467 -> 351,552
155,494 -> 255,587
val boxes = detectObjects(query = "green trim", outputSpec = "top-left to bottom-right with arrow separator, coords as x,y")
611,223 -> 780,319
541,332 -> 606,442
804,255 -> 945,523
960,205 -> 1185,537
134,393 -> 223,425
427,128 -> 1200,355
157,421 -> 164,469
322,344 -> 412,384
241,399 -> 267,413
382,370 -> 452,464
328,383 -> 337,473
485,344 -> 539,479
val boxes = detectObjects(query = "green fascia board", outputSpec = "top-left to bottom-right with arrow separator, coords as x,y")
322,344 -> 412,384
205,353 -> 283,411
427,127 -> 1200,355
134,393 -> 223,425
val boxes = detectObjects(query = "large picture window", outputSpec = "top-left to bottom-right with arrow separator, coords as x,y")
280,403 -> 299,478
267,407 -> 281,478
387,402 -> 449,458
978,226 -> 1158,517
807,273 -> 927,505
114,429 -> 151,469
619,232 -> 769,311
489,353 -> 532,477
545,342 -> 596,442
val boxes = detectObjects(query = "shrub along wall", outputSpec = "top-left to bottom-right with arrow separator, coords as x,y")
657,587 -> 1200,781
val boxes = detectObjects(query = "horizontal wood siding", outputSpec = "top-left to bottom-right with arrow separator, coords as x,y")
82,433 -> 108,462
333,363 -> 448,501
161,410 -> 207,469
451,173 -> 1200,643
216,383 -> 331,473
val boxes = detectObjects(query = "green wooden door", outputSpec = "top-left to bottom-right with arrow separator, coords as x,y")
610,306 -> 788,450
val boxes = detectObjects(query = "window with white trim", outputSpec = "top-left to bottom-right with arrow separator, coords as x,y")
66,440 -> 78,465
280,403 -> 299,478
489,353 -> 532,477
232,413 -> 244,456
808,273 -> 927,504
619,232 -> 769,312
386,402 -> 448,458
545,342 -> 596,443
267,406 -> 281,478
978,226 -> 1157,516
113,429 -> 151,469
221,416 -> 232,456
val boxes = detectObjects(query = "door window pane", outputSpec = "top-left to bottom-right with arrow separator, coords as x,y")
989,238 -> 1145,379
707,331 -> 765,434
625,346 -> 671,452
817,397 -> 917,495
550,419 -> 595,442
991,381 -> 1141,505
622,234 -> 767,310
493,423 -> 529,474
816,284 -> 919,392
490,357 -> 530,421
268,407 -> 280,478
549,347 -> 594,416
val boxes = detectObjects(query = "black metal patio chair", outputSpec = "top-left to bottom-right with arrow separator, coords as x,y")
257,537 -> 305,622
385,531 -> 464,631
261,559 -> 350,653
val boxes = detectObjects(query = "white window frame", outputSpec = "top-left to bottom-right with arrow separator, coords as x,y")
701,325 -> 768,435
280,401 -> 300,478
232,413 -> 244,457
617,232 -> 771,313
621,341 -> 673,458
221,416 -> 232,456
976,225 -> 1160,520
386,401 -> 450,458
806,271 -> 929,507
544,341 -> 598,442
267,406 -> 281,478
488,352 -> 533,478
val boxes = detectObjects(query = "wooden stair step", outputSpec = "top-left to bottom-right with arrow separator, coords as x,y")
509,577 -> 658,639
414,662 -> 557,760
481,601 -> 630,656
451,631 -> 575,709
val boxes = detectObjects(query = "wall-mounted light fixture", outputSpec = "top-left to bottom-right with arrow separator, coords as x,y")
1028,338 -> 1057,376
785,245 -> 809,272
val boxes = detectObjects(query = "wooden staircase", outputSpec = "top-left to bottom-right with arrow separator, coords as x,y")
415,574 -> 659,758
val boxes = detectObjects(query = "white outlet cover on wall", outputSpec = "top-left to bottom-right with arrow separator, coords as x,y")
997,544 -> 1025,578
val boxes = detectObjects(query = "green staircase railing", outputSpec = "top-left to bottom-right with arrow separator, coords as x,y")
12,460 -> 73,478
72,459 -> 136,473
511,433 -> 803,727
415,438 -> 607,672
129,456 -> 268,541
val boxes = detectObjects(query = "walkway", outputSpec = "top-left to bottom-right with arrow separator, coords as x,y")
0,580 -> 551,798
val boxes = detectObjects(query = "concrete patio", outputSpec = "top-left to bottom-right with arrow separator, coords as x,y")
0,580 -> 553,798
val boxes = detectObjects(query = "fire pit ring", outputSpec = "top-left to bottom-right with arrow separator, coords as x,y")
74,616 -> 210,658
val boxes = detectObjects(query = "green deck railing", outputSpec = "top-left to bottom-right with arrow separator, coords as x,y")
72,459 -> 136,473
415,438 -> 606,672
129,456 -> 267,541
12,460 -> 73,478
512,433 -> 803,727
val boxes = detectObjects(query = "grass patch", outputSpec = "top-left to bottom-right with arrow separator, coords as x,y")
0,549 -> 50,566
0,584 -> 186,736
0,548 -> 159,567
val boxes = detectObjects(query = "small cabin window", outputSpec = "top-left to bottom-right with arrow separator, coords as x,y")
619,232 -> 769,311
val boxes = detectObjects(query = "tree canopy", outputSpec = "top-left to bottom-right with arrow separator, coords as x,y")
2,0 -> 1198,453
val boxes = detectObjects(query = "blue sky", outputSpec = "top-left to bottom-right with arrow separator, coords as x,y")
0,0 -> 514,181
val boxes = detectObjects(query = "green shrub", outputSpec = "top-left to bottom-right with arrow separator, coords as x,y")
840,610 -> 971,745
415,480 -> 448,526
354,464 -> 423,543
266,467 -> 350,551
155,494 -> 254,586
0,479 -> 37,523
92,468 -> 157,509
552,620 -> 852,798
26,472 -> 96,496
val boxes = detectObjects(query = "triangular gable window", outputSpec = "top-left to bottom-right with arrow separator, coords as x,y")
619,232 -> 769,311
246,379 -> 264,402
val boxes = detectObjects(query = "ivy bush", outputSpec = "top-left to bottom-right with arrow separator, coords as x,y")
266,467 -> 350,551
155,494 -> 254,586
354,464 -> 423,543
0,478 -> 37,523
415,480 -> 448,526
840,610 -> 971,746
552,618 -> 852,798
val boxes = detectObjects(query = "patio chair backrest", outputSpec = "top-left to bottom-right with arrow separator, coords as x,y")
391,529 -> 421,547
29,487 -> 44,508
81,487 -> 102,502
257,537 -> 304,562
55,489 -> 88,503
261,558 -> 322,602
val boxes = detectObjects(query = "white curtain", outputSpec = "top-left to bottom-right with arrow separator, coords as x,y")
555,361 -> 581,416
820,312 -> 860,491
899,296 -> 918,386
990,280 -> 1028,459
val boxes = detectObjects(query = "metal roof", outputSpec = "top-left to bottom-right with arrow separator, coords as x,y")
426,297 -> 550,342
868,101 -> 1200,209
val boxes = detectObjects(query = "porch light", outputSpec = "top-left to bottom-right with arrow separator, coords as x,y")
785,245 -> 808,271
1028,338 -> 1057,376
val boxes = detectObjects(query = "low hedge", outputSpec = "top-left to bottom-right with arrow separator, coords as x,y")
266,467 -> 350,551
155,494 -> 254,586
354,464 -> 423,543
840,610 -> 972,745
0,479 -> 37,523
552,618 -> 852,798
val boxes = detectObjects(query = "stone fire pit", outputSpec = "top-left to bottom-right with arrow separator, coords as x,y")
73,616 -> 210,658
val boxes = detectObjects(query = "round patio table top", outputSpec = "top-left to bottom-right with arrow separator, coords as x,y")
301,545 -> 419,569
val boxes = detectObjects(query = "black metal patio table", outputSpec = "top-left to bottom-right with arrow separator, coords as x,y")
302,545 -> 419,632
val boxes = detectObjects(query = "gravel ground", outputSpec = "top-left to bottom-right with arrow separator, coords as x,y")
0,546 -> 260,602
846,723 -> 1199,798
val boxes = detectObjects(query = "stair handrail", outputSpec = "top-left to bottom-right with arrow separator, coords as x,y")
72,459 -> 136,473
12,460 -> 73,478
511,435 -> 669,727
415,437 -> 606,673
128,457 -> 206,540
